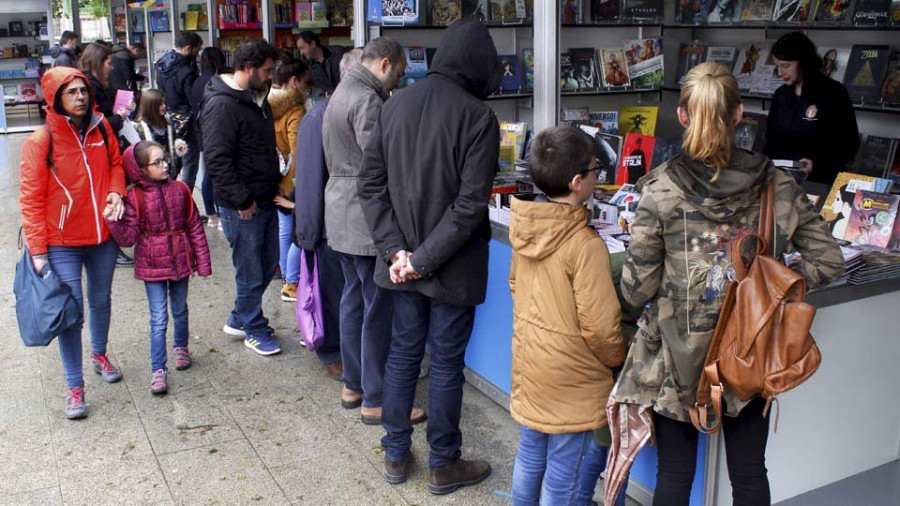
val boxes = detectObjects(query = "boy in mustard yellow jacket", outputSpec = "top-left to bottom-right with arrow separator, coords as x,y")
508,125 -> 627,506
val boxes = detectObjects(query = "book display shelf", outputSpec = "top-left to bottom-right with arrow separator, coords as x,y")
0,10 -> 50,133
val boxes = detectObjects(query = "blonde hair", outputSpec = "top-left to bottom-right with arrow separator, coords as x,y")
679,62 -> 741,183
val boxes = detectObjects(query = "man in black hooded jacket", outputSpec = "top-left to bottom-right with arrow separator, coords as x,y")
358,17 -> 502,494
156,32 -> 202,185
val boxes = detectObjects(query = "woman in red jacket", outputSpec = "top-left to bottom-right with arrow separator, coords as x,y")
19,67 -> 127,420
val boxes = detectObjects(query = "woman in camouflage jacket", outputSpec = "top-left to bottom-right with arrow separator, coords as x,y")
614,62 -> 844,505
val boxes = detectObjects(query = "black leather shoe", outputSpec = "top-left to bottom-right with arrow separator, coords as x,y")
116,250 -> 134,266
428,458 -> 491,495
384,453 -> 413,485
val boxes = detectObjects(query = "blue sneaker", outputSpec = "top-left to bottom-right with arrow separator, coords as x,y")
244,333 -> 281,356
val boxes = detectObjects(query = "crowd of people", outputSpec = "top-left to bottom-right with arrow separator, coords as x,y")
20,20 -> 847,505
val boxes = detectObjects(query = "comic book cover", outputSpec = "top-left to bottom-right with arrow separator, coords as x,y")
619,105 -> 658,135
705,46 -> 737,72
461,0 -> 489,20
772,0 -> 811,21
432,0 -> 462,24
708,0 -> 744,21
733,43 -> 769,90
676,0 -> 708,22
499,121 -> 528,169
843,45 -> 891,102
813,0 -> 850,21
589,111 -> 619,134
880,52 -> 900,104
570,47 -> 600,90
562,0 -> 583,22
598,48 -> 631,87
821,172 -> 881,234
399,46 -> 428,87
820,45 -> 852,83
591,0 -> 620,20
616,134 -> 656,185
598,132 -> 623,184
852,0 -> 891,22
382,0 -> 419,23
651,137 -> 682,169
499,55 -> 521,92
742,0 -> 776,20
676,43 -> 707,85
521,48 -> 534,90
843,191 -> 899,249
623,38 -> 664,88
560,53 -> 580,91
622,0 -> 664,19
734,111 -> 768,152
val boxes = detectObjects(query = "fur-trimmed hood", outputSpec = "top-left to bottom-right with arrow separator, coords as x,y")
268,87 -> 307,120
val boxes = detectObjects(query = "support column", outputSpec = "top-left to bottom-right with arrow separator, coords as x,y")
352,0 -> 365,47
261,0 -> 275,43
533,0 -> 558,131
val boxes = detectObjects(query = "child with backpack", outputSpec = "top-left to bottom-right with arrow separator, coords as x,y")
106,140 -> 212,395
507,125 -> 628,506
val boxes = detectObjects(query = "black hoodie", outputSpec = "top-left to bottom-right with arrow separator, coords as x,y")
155,50 -> 197,115
199,74 -> 279,211
358,17 -> 503,307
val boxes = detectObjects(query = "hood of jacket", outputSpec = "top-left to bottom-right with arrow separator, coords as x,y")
41,66 -> 100,124
428,17 -> 503,100
156,50 -> 189,77
121,144 -> 153,189
267,87 -> 306,119
650,149 -> 772,223
509,195 -> 592,261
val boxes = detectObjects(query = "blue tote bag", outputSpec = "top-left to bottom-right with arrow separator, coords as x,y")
13,247 -> 83,347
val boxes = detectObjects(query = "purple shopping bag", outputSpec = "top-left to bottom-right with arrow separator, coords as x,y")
296,249 -> 324,351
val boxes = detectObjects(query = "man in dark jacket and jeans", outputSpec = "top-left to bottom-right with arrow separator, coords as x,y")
50,31 -> 79,68
200,39 -> 281,356
157,32 -> 202,187
297,31 -> 343,94
358,18 -> 502,494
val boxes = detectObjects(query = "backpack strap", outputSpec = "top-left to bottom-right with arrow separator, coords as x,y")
44,124 -> 58,176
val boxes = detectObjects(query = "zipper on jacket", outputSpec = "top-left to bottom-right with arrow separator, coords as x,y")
67,119 -> 104,245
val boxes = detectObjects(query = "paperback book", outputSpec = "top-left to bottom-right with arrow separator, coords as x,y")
843,191 -> 899,249
570,47 -> 600,90
843,44 -> 891,102
821,171 -> 893,236
499,55 -> 521,92
772,0 -> 812,21
499,121 -> 528,170
733,43 -> 769,90
820,45 -> 852,83
734,111 -> 768,152
708,0 -> 744,21
676,42 -> 707,85
598,48 -> 631,87
619,105 -> 658,136
622,0 -> 664,19
382,0 -> 419,23
675,0 -> 708,22
589,111 -> 619,134
617,134 -> 656,185
623,38 -> 664,88
852,0 -> 891,23
742,0 -> 776,20
560,53 -> 580,91
705,46 -> 738,72
813,0 -> 851,21
598,132 -> 623,184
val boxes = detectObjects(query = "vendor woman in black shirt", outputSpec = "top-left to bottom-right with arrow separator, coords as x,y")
765,32 -> 860,186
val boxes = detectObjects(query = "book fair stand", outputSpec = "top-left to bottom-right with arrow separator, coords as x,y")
2,0 -> 899,503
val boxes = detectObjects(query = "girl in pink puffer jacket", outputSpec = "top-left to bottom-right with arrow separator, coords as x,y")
107,141 -> 212,395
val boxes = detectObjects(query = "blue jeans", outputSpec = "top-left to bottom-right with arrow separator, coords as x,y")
577,438 -> 628,506
338,253 -> 392,407
382,291 -> 475,468
198,153 -> 217,216
144,277 -> 190,371
278,211 -> 301,284
313,243 -> 343,365
178,134 -> 201,191
47,240 -> 118,388
512,427 -> 594,506
219,204 -> 279,336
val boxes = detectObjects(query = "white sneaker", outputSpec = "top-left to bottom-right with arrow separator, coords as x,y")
223,323 -> 247,337
207,215 -> 220,228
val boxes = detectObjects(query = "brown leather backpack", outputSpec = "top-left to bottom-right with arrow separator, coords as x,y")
689,181 -> 821,434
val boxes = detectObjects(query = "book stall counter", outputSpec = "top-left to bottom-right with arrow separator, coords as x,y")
464,220 -> 900,506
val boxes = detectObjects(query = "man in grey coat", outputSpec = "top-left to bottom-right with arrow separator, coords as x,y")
322,37 -> 424,425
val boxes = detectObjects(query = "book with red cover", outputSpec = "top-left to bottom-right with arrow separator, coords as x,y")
616,133 -> 656,186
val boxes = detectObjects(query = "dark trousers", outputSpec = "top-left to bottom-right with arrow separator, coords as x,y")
653,397 -> 771,506
313,243 -> 342,365
338,253 -> 393,407
381,290 -> 476,468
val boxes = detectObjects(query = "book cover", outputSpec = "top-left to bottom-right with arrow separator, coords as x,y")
676,43 -> 707,85
500,121 -> 529,159
844,45 -> 891,102
891,0 -> 900,21
772,0 -> 812,21
821,171 -> 881,233
820,45 -> 852,83
598,48 -> 630,87
623,38 -> 664,88
560,53 -> 580,90
734,43 -> 769,90
880,52 -> 900,104
849,135 -> 895,177
383,0 -> 419,23
490,0 -> 526,20
114,90 -> 134,115
131,11 -> 146,32
651,137 -> 682,169
622,0 -> 664,19
813,0 -> 850,20
676,0 -> 708,22
570,47 -> 600,90
619,105 -> 659,135
312,2 -> 327,21
184,11 -> 199,30
521,48 -> 534,90
735,111 -> 768,152
617,134 -> 656,185
461,0 -> 489,20
499,55 -> 521,92
598,132 -> 623,184
433,0 -> 462,25
561,106 -> 591,122
705,46 -> 737,72
562,0 -> 583,23
843,190 -> 898,249
367,0 -> 382,21
298,2 -> 313,22
115,13 -> 127,32
749,61 -> 784,95
591,0 -> 621,20
742,0 -> 776,20
708,0 -> 744,21
17,83 -> 40,103
399,46 -> 428,87
589,111 -> 619,134
149,10 -> 169,31
852,0 -> 891,22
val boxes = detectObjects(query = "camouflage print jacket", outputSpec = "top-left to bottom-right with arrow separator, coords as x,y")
614,150 -> 845,422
